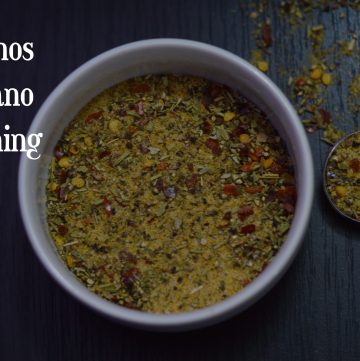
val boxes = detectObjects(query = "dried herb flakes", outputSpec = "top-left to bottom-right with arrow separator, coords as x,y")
46,75 -> 295,313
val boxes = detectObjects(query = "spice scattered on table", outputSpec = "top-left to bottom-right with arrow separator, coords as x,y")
248,1 -> 360,145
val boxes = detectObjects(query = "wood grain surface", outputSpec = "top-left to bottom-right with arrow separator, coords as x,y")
0,0 -> 359,360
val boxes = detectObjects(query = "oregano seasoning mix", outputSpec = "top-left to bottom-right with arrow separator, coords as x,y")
325,131 -> 360,222
46,75 -> 296,313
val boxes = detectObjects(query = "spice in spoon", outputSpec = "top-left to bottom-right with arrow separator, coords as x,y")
324,131 -> 360,222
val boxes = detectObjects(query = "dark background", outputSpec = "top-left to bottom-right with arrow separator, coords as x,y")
1,0 -> 360,360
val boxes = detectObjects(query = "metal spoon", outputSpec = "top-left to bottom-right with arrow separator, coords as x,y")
323,130 -> 360,223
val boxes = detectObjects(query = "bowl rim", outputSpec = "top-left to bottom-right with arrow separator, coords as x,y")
18,38 -> 314,331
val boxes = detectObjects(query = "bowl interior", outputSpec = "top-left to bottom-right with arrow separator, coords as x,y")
19,39 -> 313,331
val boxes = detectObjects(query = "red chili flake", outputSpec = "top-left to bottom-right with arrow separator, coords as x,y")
54,146 -> 64,160
240,278 -> 251,287
276,186 -> 297,204
122,301 -> 138,310
202,120 -> 213,134
147,217 -> 155,224
349,158 -> 360,173
283,202 -> 295,214
282,173 -> 295,185
187,163 -> 194,172
255,147 -> 264,157
157,162 -> 168,171
263,23 -> 273,48
143,257 -> 153,265
250,147 -> 264,161
131,83 -> 151,93
244,186 -> 264,194
82,218 -> 93,225
137,101 -> 144,115
118,250 -> 137,264
319,108 -> 331,124
217,221 -> 230,229
205,138 -> 221,156
238,205 -> 254,221
128,125 -> 138,135
154,178 -> 164,192
223,183 -> 239,196
103,197 -> 114,215
58,169 -> 69,184
111,295 -> 120,303
58,224 -> 68,236
223,211 -> 232,221
231,126 -> 247,139
261,261 -> 269,272
186,173 -> 198,193
121,267 -> 140,289
238,146 -> 250,157
85,111 -> 103,124
98,150 -> 111,159
241,162 -> 254,172
241,224 -> 256,235
295,78 -> 306,88
269,162 -> 284,174
209,84 -> 223,99
98,265 -> 114,281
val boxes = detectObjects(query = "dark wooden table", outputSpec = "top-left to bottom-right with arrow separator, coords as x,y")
1,1 -> 359,360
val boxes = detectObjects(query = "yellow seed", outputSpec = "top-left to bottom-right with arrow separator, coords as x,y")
48,182 -> 58,191
223,111 -> 236,122
58,157 -> 71,168
144,159 -> 154,168
66,255 -> 74,268
54,235 -> 64,246
84,136 -> 93,146
72,176 -> 85,188
310,67 -> 323,80
69,146 -> 79,154
335,185 -> 347,197
322,73 -> 332,86
257,61 -> 269,73
239,133 -> 251,144
128,125 -> 137,135
109,119 -> 121,133
262,158 -> 274,169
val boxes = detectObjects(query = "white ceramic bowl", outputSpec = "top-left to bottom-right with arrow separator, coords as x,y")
18,39 -> 314,331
